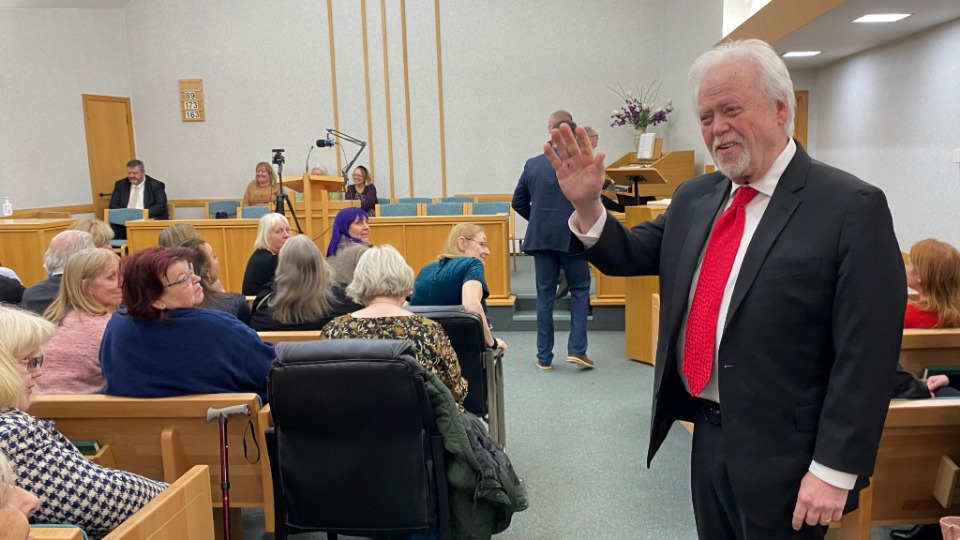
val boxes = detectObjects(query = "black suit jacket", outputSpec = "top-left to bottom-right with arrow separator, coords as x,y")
108,176 -> 169,219
576,145 -> 905,528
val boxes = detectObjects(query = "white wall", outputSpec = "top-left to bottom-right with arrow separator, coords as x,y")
3,1 -> 721,210
0,8 -> 130,209
123,0 -> 331,199
815,17 -> 960,248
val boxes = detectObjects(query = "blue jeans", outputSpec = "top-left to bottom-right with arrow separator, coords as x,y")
532,251 -> 590,365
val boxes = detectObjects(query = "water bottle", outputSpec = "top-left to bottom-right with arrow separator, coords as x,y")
1,198 -> 12,217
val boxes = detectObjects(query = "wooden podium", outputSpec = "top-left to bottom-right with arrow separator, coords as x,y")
604,140 -> 695,205
624,204 -> 668,364
281,173 -> 344,243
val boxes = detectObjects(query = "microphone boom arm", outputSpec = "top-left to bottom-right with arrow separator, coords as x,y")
327,128 -> 368,185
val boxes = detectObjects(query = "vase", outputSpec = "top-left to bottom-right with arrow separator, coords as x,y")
633,127 -> 646,146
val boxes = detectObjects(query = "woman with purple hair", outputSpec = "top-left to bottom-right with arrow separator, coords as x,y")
326,207 -> 372,285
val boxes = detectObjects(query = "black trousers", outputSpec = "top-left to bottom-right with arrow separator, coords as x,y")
691,401 -> 827,540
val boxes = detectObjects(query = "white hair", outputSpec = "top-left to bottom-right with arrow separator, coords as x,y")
43,230 -> 95,274
253,213 -> 290,252
688,39 -> 796,137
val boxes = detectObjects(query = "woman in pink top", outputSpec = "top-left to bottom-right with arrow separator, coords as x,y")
39,249 -> 122,394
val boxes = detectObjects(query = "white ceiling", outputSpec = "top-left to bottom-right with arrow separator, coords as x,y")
775,0 -> 960,68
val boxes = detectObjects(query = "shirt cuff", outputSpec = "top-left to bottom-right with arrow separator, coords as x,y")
808,460 -> 856,490
568,211 -> 608,250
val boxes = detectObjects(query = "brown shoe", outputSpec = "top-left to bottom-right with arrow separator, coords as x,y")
566,354 -> 595,369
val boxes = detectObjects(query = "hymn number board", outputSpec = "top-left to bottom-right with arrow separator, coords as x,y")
179,79 -> 205,122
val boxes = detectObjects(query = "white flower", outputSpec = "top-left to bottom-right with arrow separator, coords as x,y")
612,110 -> 620,115
666,98 -> 673,107
625,90 -> 633,98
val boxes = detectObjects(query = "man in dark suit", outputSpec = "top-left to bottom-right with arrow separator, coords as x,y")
513,112 -> 593,372
108,159 -> 168,239
549,40 -> 904,539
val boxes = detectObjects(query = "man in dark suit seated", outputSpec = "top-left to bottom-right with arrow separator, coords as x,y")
21,230 -> 96,314
551,39 -> 905,539
108,159 -> 169,239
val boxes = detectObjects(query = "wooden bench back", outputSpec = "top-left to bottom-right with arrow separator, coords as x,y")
104,465 -> 214,539
29,394 -> 271,515
869,399 -> 960,525
899,328 -> 960,376
257,330 -> 323,344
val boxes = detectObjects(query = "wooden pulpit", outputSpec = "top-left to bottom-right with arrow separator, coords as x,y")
604,140 -> 695,205
281,173 -> 344,243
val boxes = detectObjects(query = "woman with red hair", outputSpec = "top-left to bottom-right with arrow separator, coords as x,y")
99,247 -> 275,402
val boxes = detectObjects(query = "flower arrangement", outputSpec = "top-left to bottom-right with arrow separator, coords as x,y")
609,82 -> 674,131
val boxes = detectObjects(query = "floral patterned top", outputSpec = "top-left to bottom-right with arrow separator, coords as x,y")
0,408 -> 167,537
321,314 -> 468,408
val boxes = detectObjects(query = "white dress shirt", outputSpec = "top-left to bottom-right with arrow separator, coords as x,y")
127,181 -> 144,210
569,139 -> 856,490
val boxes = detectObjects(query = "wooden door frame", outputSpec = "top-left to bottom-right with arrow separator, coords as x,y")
82,94 -> 136,217
794,90 -> 809,151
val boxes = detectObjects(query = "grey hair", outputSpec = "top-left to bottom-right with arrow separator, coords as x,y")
253,213 -> 290,252
126,159 -> 144,171
43,230 -> 95,274
548,109 -> 573,130
310,166 -> 328,175
270,236 -> 334,324
688,39 -> 796,137
346,245 -> 415,305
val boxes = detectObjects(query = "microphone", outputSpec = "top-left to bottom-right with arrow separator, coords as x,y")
316,137 -> 336,148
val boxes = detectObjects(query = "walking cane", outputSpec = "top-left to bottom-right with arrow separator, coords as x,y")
205,404 -> 251,540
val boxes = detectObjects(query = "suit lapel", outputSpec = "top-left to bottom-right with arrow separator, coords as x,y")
724,151 -> 810,327
667,178 -> 730,339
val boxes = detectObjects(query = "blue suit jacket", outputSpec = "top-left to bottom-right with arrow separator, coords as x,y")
511,153 -> 575,253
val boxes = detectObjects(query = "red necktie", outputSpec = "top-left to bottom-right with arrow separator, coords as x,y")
683,186 -> 759,395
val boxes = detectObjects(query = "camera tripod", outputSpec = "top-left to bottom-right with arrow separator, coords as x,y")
271,148 -> 303,235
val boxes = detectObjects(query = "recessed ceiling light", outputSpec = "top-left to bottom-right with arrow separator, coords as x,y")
782,51 -> 822,58
852,13 -> 912,23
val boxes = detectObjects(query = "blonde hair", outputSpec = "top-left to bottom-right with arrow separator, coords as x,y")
0,306 -> 55,409
438,223 -> 484,260
346,245 -> 414,305
43,249 -> 120,325
68,219 -> 114,249
254,213 -> 291,252
909,238 -> 960,328
270,236 -> 334,324
158,224 -> 199,248
255,162 -> 278,185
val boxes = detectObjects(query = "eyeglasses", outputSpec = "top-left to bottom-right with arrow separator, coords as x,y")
465,238 -> 488,249
165,263 -> 195,288
19,355 -> 44,373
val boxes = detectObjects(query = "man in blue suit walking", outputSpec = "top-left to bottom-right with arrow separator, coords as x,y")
512,111 -> 593,371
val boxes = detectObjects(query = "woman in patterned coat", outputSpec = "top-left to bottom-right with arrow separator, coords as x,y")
321,245 -> 468,408
0,305 -> 166,537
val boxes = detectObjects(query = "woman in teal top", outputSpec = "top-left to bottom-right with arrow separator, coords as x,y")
410,223 -> 508,353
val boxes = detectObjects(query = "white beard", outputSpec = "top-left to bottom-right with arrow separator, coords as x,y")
712,138 -> 751,180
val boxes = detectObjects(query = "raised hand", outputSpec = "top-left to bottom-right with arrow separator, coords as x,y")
543,123 -> 607,233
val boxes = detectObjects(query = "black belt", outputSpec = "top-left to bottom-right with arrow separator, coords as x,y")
697,398 -> 722,425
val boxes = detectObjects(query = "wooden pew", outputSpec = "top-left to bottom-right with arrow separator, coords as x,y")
105,464 -> 214,539
29,465 -> 214,539
257,330 -> 323,344
826,398 -> 960,539
29,394 -> 274,532
899,328 -> 960,377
